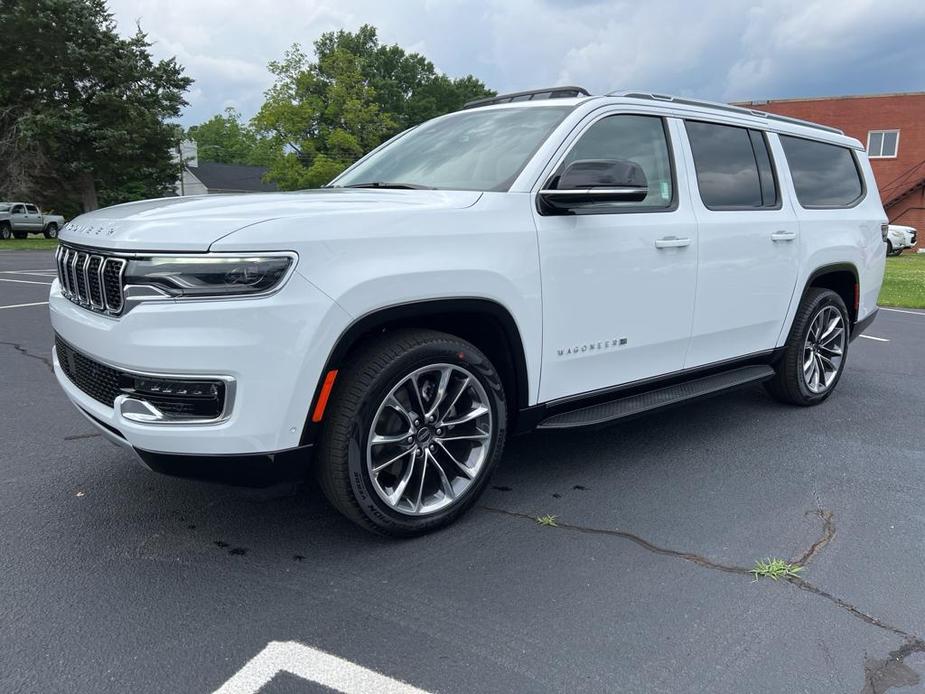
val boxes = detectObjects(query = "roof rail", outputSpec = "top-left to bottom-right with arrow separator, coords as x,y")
609,91 -> 844,135
462,86 -> 591,110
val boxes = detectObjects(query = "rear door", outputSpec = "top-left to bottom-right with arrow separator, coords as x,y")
677,120 -> 800,367
533,113 -> 698,402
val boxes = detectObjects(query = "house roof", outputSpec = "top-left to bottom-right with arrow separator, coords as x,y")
187,162 -> 278,193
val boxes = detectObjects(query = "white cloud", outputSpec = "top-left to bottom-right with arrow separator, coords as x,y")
105,0 -> 925,126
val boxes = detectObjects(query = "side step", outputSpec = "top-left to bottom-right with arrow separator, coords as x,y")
536,365 -> 775,430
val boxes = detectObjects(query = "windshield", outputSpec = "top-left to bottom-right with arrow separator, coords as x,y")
332,106 -> 574,192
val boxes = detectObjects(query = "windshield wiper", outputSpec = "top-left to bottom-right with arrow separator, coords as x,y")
340,181 -> 436,190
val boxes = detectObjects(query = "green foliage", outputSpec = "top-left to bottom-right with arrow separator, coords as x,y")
254,25 -> 494,190
879,254 -> 925,309
186,108 -> 275,166
536,515 -> 559,527
750,558 -> 803,581
0,0 -> 191,213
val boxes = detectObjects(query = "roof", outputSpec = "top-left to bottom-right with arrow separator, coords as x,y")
186,162 -> 278,193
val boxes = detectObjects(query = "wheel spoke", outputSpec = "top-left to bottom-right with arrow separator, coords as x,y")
387,450 -> 418,507
436,439 -> 476,479
370,430 -> 413,446
436,429 -> 490,443
816,354 -> 829,387
443,375 -> 470,418
412,452 -> 427,512
442,404 -> 489,428
384,395 -> 414,426
424,366 -> 453,420
819,315 -> 842,343
425,449 -> 455,500
372,446 -> 414,474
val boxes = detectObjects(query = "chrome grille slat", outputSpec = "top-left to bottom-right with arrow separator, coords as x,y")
56,244 -> 126,316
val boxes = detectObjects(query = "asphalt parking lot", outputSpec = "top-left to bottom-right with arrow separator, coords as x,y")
2,248 -> 924,694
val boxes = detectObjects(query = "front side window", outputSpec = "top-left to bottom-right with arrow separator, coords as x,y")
555,114 -> 674,209
867,130 -> 899,158
780,135 -> 864,208
25,204 -> 38,214
333,105 -> 574,192
685,121 -> 778,210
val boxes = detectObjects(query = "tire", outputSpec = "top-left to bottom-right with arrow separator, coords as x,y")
0,223 -> 10,240
886,240 -> 893,256
316,328 -> 507,537
44,223 -> 58,239
765,288 -> 850,406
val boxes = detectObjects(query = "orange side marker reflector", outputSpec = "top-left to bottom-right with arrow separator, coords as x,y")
312,370 -> 339,423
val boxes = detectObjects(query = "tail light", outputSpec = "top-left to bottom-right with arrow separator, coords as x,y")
881,223 -> 889,241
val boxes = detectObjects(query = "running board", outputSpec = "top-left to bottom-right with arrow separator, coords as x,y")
536,365 -> 775,430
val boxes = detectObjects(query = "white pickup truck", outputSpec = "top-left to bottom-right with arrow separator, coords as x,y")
0,202 -> 65,240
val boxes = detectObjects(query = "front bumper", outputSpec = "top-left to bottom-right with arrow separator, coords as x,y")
50,271 -> 348,459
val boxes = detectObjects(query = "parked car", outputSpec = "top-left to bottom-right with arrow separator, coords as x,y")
50,87 -> 886,536
885,224 -> 917,256
0,202 -> 65,240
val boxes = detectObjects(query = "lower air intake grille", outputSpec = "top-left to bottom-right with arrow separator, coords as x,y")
56,335 -> 122,406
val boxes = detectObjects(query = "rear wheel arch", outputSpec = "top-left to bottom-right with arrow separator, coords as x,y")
300,298 -> 530,445
802,263 -> 859,324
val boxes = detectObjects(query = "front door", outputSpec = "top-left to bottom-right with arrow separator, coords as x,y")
533,114 -> 698,403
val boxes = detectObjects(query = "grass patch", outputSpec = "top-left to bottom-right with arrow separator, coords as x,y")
0,238 -> 59,251
750,558 -> 803,581
536,514 -> 559,527
879,253 -> 925,309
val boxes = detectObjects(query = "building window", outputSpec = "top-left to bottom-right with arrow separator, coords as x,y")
867,130 -> 899,158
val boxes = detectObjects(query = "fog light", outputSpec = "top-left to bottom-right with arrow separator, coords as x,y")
117,375 -> 230,422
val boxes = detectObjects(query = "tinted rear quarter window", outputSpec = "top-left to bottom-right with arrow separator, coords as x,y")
779,136 -> 864,208
685,121 -> 778,209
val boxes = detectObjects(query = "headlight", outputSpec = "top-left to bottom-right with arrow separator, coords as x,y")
123,255 -> 294,298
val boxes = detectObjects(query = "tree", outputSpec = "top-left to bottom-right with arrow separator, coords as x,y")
254,26 -> 494,190
186,107 -> 276,166
0,0 -> 191,213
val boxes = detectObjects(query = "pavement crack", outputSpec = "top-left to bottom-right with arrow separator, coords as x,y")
483,503 -> 925,693
793,509 -> 836,567
0,340 -> 53,373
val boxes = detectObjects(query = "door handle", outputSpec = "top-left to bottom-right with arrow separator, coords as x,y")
654,236 -> 691,249
770,230 -> 798,242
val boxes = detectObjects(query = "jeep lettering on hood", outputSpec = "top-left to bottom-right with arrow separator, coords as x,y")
59,189 -> 483,252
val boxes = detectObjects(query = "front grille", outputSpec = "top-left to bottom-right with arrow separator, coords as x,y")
55,334 -> 227,420
56,334 -> 123,406
56,244 -> 126,315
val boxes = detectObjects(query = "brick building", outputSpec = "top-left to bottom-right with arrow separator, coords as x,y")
735,92 -> 925,245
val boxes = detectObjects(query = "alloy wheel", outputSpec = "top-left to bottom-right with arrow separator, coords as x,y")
366,363 -> 492,516
802,305 -> 846,394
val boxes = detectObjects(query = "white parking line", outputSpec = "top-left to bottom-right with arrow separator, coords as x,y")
0,277 -> 52,286
880,307 -> 925,316
0,301 -> 49,310
214,641 -> 431,694
860,334 -> 890,342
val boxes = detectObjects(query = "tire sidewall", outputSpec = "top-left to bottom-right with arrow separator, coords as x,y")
343,340 -> 506,535
0,224 -> 10,240
793,291 -> 850,403
45,224 -> 58,239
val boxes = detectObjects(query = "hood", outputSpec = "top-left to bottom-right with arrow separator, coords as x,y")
58,189 -> 483,252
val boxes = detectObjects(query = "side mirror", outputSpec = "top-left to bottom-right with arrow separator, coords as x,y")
538,159 -> 648,214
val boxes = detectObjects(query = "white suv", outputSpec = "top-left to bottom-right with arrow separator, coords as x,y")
51,88 -> 886,536
886,224 -> 917,256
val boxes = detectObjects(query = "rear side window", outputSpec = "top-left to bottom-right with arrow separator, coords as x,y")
560,114 -> 675,209
779,136 -> 864,208
685,121 -> 779,210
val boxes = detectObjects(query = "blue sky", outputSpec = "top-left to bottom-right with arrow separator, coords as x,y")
107,0 -> 925,127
